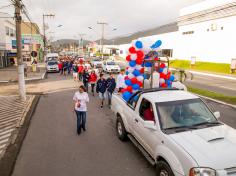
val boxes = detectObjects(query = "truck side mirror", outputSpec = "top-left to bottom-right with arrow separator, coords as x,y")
143,121 -> 157,131
213,111 -> 220,119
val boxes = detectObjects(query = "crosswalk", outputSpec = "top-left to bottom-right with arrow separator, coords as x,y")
0,95 -> 33,158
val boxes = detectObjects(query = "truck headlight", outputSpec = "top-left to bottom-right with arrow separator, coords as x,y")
189,168 -> 216,176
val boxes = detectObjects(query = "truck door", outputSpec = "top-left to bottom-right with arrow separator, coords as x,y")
125,93 -> 141,133
132,98 -> 159,156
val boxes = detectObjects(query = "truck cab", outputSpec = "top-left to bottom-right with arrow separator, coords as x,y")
112,88 -> 236,176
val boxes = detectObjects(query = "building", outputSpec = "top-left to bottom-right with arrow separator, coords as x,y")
118,0 -> 236,64
0,12 -> 16,68
21,22 -> 44,62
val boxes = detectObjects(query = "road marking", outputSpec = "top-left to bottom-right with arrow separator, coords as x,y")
189,71 -> 236,81
0,133 -> 11,140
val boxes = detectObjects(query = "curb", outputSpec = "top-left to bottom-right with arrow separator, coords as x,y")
196,94 -> 236,109
0,71 -> 47,84
0,95 -> 40,176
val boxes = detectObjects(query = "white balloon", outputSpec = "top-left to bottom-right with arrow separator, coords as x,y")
159,78 -> 165,84
163,67 -> 168,75
135,65 -> 142,70
128,73 -> 134,79
137,75 -> 144,82
130,54 -> 137,60
128,67 -> 134,73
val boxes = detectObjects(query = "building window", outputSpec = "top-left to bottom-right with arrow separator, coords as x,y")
5,27 -> 10,36
10,28 -> 14,37
182,31 -> 194,35
221,27 -> 224,30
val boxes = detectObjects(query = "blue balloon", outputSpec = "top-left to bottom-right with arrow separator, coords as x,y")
145,62 -> 152,67
125,79 -> 132,86
132,84 -> 140,90
151,40 -> 162,49
134,95 -> 139,101
129,60 -> 136,67
170,75 -> 175,81
122,91 -> 132,101
166,80 -> 171,86
159,68 -> 164,73
133,69 -> 141,76
135,41 -> 143,49
125,71 -> 129,75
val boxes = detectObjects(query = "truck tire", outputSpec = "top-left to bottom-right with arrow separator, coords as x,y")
116,117 -> 127,141
156,161 -> 174,176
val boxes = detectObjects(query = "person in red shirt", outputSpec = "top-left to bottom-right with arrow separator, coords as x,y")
143,105 -> 155,121
78,64 -> 84,81
58,61 -> 63,75
89,70 -> 97,96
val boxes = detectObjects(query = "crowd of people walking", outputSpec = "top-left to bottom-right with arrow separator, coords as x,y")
68,56 -> 125,135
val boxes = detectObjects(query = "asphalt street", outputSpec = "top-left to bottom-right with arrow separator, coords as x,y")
11,74 -> 236,176
185,74 -> 236,96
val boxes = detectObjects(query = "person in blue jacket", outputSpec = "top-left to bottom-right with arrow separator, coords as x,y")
106,73 -> 116,108
96,74 -> 107,108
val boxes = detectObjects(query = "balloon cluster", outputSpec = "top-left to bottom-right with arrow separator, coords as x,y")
121,39 -> 175,102
156,62 -> 175,88
122,41 -> 145,101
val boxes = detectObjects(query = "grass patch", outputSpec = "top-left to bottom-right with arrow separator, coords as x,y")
187,86 -> 236,105
170,60 -> 236,75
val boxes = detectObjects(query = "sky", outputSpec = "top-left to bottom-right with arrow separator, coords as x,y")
1,0 -> 203,41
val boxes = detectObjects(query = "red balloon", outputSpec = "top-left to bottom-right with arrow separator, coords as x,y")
140,68 -> 144,74
124,76 -> 129,80
160,63 -> 166,68
137,81 -> 143,87
127,86 -> 133,93
160,73 -> 166,79
121,88 -> 127,93
161,83 -> 167,88
136,50 -> 144,58
129,47 -> 136,54
136,59 -> 143,65
154,57 -> 159,61
126,55 -> 131,61
131,77 -> 138,84
166,72 -> 171,80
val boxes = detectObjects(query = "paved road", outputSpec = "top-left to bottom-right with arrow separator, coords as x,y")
11,74 -> 236,176
185,74 -> 236,96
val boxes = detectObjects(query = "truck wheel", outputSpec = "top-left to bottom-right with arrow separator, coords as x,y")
156,161 -> 174,176
116,117 -> 127,141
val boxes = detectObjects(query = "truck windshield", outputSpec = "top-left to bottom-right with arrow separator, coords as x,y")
107,62 -> 116,65
156,99 -> 218,131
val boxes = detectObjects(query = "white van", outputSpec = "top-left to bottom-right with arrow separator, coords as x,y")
45,53 -> 59,62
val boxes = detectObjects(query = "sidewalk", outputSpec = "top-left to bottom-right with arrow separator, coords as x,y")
0,63 -> 46,83
0,95 -> 35,159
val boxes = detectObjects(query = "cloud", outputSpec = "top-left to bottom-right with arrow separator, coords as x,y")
1,0 -> 203,40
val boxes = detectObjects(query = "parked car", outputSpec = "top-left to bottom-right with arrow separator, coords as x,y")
91,58 -> 103,69
46,60 -> 59,73
102,61 -> 120,73
111,88 -> 236,176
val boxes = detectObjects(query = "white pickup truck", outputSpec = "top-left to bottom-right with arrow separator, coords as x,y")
111,88 -> 236,176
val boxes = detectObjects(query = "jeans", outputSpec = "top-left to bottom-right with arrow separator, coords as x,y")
75,111 -> 86,134
107,91 -> 112,106
91,83 -> 95,94
83,81 -> 88,92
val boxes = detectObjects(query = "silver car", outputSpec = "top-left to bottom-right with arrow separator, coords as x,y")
46,60 -> 59,73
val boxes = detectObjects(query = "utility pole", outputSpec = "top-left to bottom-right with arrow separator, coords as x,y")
97,22 -> 108,60
78,33 -> 86,55
43,14 -> 55,57
14,0 -> 26,100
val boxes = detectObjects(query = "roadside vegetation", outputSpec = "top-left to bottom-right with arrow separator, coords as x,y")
170,60 -> 236,75
187,86 -> 236,105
